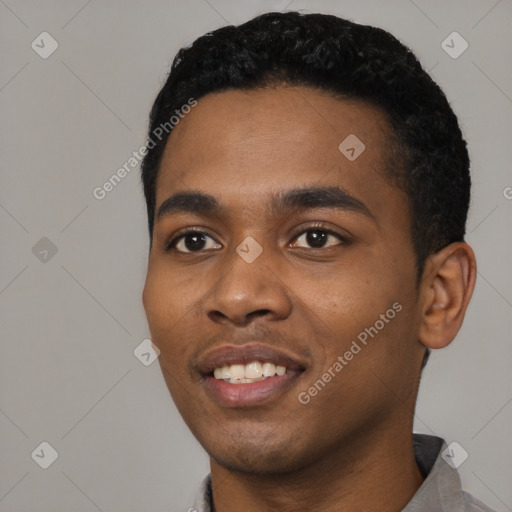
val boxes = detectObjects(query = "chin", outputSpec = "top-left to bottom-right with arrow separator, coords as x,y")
211,448 -> 304,476
202,427 -> 310,475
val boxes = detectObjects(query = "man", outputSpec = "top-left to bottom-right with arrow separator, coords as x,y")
140,11 -> 494,512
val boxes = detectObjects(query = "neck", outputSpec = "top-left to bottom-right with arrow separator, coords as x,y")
209,426 -> 424,512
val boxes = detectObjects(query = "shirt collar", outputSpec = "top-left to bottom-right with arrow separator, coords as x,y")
192,434 -> 465,512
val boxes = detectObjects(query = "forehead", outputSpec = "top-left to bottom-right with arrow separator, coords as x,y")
155,86 -> 402,218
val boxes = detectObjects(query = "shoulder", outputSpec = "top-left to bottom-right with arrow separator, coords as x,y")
462,491 -> 497,512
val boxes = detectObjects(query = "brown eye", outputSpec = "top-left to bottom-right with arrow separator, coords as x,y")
169,231 -> 222,253
292,229 -> 345,249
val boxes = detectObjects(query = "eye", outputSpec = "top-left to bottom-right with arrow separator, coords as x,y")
168,230 -> 222,253
291,228 -> 346,249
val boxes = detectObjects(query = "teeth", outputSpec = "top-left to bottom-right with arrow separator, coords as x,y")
213,361 -> 291,383
229,364 -> 245,380
262,362 -> 276,377
228,377 -> 265,384
213,366 -> 230,379
245,362 -> 263,379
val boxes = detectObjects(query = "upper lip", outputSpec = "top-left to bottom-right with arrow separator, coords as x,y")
197,343 -> 308,375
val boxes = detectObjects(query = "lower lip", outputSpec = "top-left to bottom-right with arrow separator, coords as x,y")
202,373 -> 302,407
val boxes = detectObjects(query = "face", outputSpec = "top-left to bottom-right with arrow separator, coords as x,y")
143,86 -> 427,475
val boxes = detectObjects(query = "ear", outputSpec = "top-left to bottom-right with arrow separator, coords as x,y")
418,242 -> 477,349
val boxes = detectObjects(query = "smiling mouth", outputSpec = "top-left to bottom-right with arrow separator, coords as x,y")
212,361 -> 300,384
198,343 -> 308,406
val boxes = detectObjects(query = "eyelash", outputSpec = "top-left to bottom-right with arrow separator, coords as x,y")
165,224 -> 349,253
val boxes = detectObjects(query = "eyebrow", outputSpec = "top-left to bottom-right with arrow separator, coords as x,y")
156,186 -> 374,221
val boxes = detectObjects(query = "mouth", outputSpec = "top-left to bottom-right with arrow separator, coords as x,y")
198,344 -> 307,407
212,361 -> 300,384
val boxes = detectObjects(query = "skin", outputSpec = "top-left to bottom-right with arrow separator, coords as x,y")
142,86 -> 476,512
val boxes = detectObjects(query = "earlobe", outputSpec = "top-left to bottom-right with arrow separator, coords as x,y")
418,242 -> 477,350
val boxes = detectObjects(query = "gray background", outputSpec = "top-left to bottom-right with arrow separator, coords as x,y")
1,0 -> 511,510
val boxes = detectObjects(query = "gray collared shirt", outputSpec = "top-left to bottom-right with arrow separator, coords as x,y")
191,434 -> 496,512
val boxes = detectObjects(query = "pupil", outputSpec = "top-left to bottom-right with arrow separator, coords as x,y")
306,230 -> 327,248
185,233 -> 206,251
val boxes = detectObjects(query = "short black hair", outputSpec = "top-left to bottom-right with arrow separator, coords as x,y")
140,11 -> 470,279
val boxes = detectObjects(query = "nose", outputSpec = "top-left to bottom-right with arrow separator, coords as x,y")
203,246 -> 293,326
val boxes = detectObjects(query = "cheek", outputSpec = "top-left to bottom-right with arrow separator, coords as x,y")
143,272 -> 202,413
297,270 -> 385,338
297,262 -> 414,375
143,267 -> 198,360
